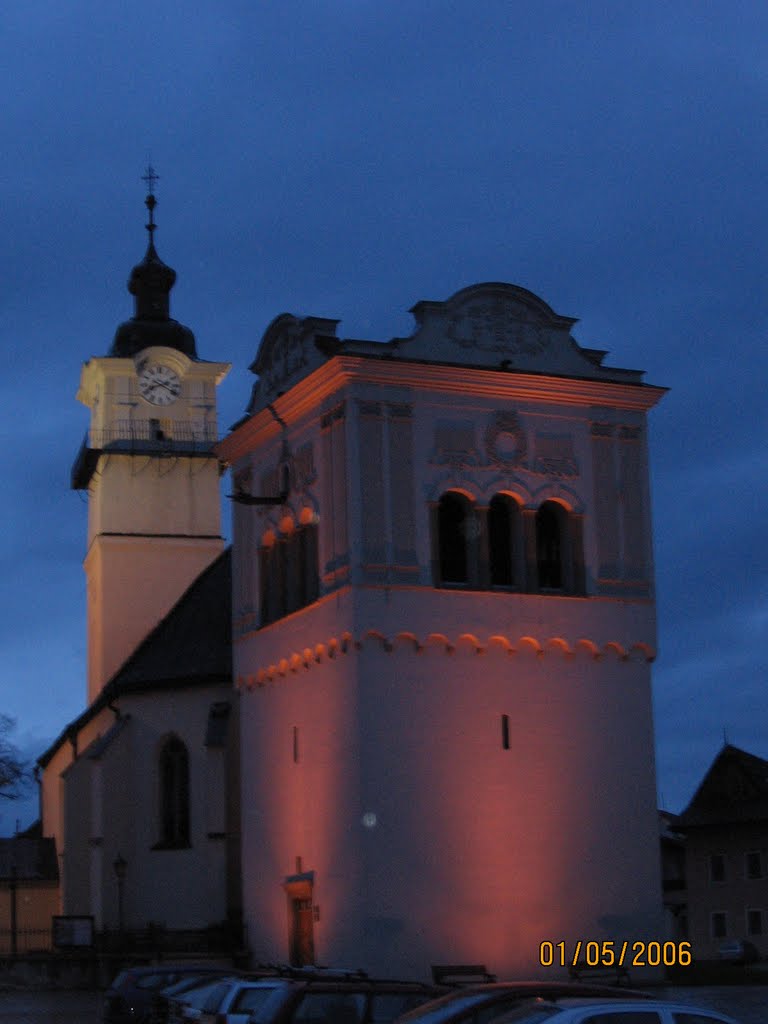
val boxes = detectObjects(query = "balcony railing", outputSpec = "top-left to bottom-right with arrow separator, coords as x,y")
72,421 -> 220,489
90,419 -> 218,447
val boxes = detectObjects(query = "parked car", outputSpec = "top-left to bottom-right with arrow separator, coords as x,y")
489,998 -> 743,1024
193,978 -> 290,1024
717,940 -> 760,965
395,983 -> 651,1024
104,965 -> 231,1024
166,976 -> 246,1023
151,972 -> 243,1024
236,973 -> 443,1024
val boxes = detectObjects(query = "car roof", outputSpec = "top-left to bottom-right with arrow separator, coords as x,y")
492,998 -> 741,1023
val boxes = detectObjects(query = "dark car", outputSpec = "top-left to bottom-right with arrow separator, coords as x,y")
718,939 -> 760,965
104,964 -> 232,1024
240,973 -> 443,1024
393,983 -> 651,1024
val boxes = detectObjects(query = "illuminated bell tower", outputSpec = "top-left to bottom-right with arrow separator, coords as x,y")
72,173 -> 230,702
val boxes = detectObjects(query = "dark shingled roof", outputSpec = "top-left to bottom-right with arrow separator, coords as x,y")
677,744 -> 768,828
0,837 -> 58,882
38,548 -> 231,768
107,547 -> 231,692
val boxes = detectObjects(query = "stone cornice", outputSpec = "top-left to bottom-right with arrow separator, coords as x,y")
235,626 -> 656,690
218,354 -> 667,466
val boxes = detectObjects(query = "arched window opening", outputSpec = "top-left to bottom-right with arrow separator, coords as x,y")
489,494 -> 516,587
260,523 -> 320,626
438,492 -> 470,584
158,736 -> 190,848
536,501 -> 564,590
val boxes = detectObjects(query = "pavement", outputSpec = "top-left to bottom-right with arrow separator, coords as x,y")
0,989 -> 103,1023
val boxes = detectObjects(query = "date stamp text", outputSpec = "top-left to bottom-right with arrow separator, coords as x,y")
539,940 -> 692,968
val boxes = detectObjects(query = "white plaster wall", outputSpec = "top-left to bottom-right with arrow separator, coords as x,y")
103,688 -> 230,930
85,535 -> 224,699
353,641 -> 662,978
88,457 -> 222,541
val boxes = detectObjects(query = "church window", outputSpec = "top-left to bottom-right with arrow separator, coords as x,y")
536,501 -> 565,590
437,492 -> 472,585
158,735 -> 190,848
489,494 -> 518,587
260,522 -> 320,627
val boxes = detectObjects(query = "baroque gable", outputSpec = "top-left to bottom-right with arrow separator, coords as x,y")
394,282 -> 643,381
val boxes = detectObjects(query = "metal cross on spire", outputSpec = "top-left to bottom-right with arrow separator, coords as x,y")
142,164 -> 159,195
141,164 -> 159,242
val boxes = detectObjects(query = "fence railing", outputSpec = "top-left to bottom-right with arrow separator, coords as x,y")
0,927 -> 52,953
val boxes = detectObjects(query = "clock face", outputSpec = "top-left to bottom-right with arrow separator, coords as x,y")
138,364 -> 181,406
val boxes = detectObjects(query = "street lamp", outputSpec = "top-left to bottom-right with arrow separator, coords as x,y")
113,853 -> 127,939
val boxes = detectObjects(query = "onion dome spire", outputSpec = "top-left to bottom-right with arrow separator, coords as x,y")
109,167 -> 197,358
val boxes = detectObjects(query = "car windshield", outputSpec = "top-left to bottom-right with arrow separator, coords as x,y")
491,1007 -> 563,1024
181,979 -> 233,1009
162,974 -> 226,997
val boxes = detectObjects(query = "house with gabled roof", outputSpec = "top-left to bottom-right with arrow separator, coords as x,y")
677,744 -> 768,959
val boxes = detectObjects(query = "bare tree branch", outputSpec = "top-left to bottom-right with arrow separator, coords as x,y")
0,715 -> 29,801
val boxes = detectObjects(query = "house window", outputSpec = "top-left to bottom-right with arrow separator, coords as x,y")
489,495 -> 517,587
709,853 -> 726,883
536,501 -> 565,589
747,909 -> 763,936
158,736 -> 190,848
746,851 -> 763,880
437,492 -> 471,585
711,912 -> 727,939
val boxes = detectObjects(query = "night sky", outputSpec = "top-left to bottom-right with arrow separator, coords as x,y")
2,1 -> 766,833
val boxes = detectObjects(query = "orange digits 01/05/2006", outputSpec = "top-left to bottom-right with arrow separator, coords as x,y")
539,939 -> 692,969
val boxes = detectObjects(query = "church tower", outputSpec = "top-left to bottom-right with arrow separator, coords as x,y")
72,174 -> 230,701
221,282 -> 666,979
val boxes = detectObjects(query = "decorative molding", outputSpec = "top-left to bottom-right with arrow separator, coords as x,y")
591,422 -> 615,438
429,420 -> 481,469
235,627 -> 656,688
320,401 -> 346,430
619,425 -> 642,441
219,356 -> 665,467
484,411 -> 527,470
387,402 -> 413,419
530,432 -> 579,479
446,299 -> 551,356
358,400 -> 382,417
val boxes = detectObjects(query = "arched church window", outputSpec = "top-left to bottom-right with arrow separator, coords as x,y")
260,522 -> 320,626
437,492 -> 471,585
536,501 -> 565,590
488,494 -> 518,587
158,735 -> 190,848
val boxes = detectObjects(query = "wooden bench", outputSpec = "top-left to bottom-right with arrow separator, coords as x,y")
431,964 -> 497,986
568,962 -> 631,986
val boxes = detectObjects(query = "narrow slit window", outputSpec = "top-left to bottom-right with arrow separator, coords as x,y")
501,714 -> 510,750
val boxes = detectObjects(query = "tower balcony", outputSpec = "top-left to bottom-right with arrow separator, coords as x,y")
71,420 -> 220,489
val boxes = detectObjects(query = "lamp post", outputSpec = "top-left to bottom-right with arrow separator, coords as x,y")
113,853 -> 127,942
